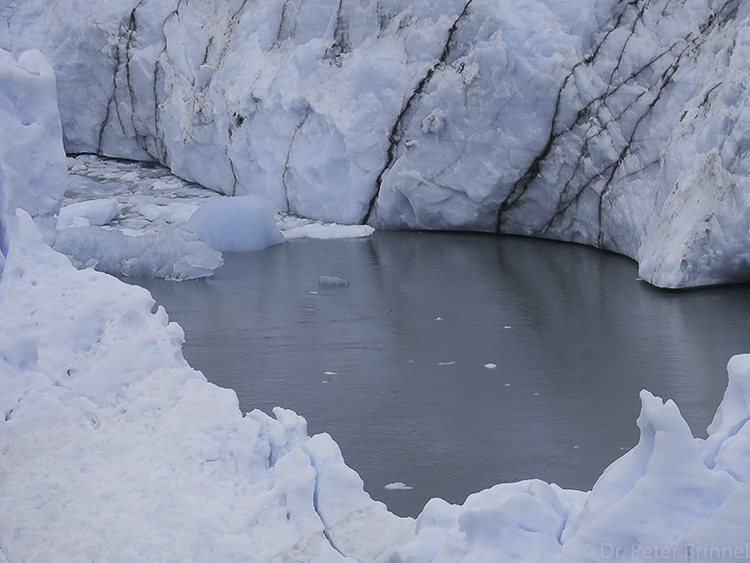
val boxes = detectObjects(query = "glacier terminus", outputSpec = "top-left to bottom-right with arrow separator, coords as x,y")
4,0 -> 750,286
3,0 -> 750,562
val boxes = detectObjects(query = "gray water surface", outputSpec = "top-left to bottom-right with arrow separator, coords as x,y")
129,231 -> 750,517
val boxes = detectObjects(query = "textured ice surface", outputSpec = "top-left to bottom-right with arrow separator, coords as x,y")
55,155 -> 370,279
0,48 -> 66,262
5,25 -> 750,561
5,0 -> 750,286
56,197 -> 121,230
184,194 -> 284,251
55,155 -> 223,279
0,209 -> 412,562
2,208 -> 750,562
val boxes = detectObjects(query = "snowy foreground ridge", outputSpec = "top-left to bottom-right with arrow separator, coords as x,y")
1,209 -> 750,562
5,0 -> 750,286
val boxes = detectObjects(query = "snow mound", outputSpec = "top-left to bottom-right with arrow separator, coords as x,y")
184,194 -> 284,252
0,209 -> 412,562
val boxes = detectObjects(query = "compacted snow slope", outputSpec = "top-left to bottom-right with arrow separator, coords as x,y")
4,0 -> 750,287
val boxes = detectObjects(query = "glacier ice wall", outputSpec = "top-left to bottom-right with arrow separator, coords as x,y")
4,0 -> 750,287
0,48 -> 67,264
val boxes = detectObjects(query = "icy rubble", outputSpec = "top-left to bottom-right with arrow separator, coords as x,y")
0,44 -> 373,281
55,155 -> 224,279
53,155 -> 374,279
3,207 -> 750,562
4,0 -> 750,286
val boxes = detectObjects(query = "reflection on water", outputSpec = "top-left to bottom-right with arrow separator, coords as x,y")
129,231 -> 750,517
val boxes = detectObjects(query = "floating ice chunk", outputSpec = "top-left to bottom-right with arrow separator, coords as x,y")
139,201 -> 201,225
318,276 -> 350,287
385,482 -> 413,491
53,225 -> 223,279
485,363 -> 498,369
184,195 -> 284,252
438,361 -> 456,366
282,223 -> 375,240
56,198 -> 121,230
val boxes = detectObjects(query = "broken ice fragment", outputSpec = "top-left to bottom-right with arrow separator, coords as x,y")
384,482 -> 413,490
318,276 -> 350,287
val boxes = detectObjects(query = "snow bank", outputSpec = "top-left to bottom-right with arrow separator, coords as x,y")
2,208 -> 750,561
0,48 -> 66,265
0,209 -> 412,561
5,0 -> 750,287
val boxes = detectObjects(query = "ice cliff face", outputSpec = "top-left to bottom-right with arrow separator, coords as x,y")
3,0 -> 750,287
0,49 -> 67,262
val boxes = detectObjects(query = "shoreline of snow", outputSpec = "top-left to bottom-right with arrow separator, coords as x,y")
2,207 -> 750,562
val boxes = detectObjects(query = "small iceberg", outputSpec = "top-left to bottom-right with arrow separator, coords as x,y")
318,275 -> 350,287
384,482 -> 413,491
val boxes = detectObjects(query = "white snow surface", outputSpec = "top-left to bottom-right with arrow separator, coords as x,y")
4,0 -> 750,286
3,210 -> 750,562
0,209 -> 412,563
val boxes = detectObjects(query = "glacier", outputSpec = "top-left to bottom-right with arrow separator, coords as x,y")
3,1 -> 750,561
3,0 -> 750,286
